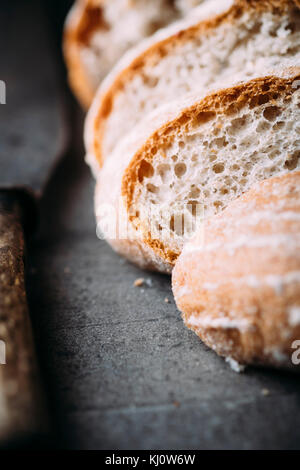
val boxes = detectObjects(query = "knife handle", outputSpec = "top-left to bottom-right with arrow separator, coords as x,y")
0,190 -> 48,445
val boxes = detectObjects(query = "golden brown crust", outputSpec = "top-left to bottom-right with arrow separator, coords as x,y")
94,173 -> 173,273
172,172 -> 300,368
92,0 -> 300,163
63,0 -> 107,108
121,70 -> 300,266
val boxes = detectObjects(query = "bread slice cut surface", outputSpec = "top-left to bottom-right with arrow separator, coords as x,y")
89,0 -> 300,162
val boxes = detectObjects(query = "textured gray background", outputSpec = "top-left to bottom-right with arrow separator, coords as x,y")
27,109 -> 300,450
0,0 -> 67,193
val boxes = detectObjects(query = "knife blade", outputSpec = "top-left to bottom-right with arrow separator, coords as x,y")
0,0 -> 69,445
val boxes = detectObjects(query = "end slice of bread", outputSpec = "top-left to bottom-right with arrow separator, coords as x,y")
64,0 -> 206,108
172,171 -> 300,369
94,69 -> 300,273
87,0 -> 300,163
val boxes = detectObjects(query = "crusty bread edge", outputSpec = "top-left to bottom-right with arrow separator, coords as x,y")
63,0 -> 105,108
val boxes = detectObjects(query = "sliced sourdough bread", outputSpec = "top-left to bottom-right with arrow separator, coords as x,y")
172,171 -> 300,369
94,69 -> 300,273
64,0 -> 206,108
86,0 -> 300,164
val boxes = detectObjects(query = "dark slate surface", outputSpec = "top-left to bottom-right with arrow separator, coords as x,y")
27,109 -> 300,450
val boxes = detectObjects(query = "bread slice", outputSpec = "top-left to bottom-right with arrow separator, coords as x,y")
94,69 -> 300,273
172,171 -> 300,369
86,0 -> 300,164
64,0 -> 206,108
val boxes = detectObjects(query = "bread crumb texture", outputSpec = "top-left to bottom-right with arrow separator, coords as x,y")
125,73 -> 300,264
65,0 -> 206,106
95,0 -> 300,160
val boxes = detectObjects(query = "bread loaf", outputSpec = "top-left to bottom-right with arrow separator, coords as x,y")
86,0 -> 300,164
94,69 -> 300,273
64,0 -> 206,108
172,172 -> 300,369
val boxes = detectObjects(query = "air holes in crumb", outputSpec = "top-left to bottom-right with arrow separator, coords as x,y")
189,186 -> 200,198
263,106 -> 281,121
228,116 -> 247,135
175,163 -> 187,178
268,151 -> 278,160
220,187 -> 229,195
138,160 -> 154,182
214,201 -> 223,209
231,164 -> 239,171
258,94 -> 270,105
213,137 -> 228,148
213,163 -> 225,174
256,121 -> 271,132
147,183 -> 159,194
157,164 -> 171,183
284,151 -> 300,170
171,155 -> 178,162
194,111 -> 216,126
273,121 -> 285,130
250,94 -> 270,108
144,75 -> 158,88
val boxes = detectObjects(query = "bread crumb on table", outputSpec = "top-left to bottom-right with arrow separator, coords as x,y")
133,278 -> 145,287
261,388 -> 270,396
164,297 -> 170,303
133,277 -> 154,288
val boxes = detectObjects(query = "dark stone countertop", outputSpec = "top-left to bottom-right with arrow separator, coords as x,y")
27,109 -> 300,450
